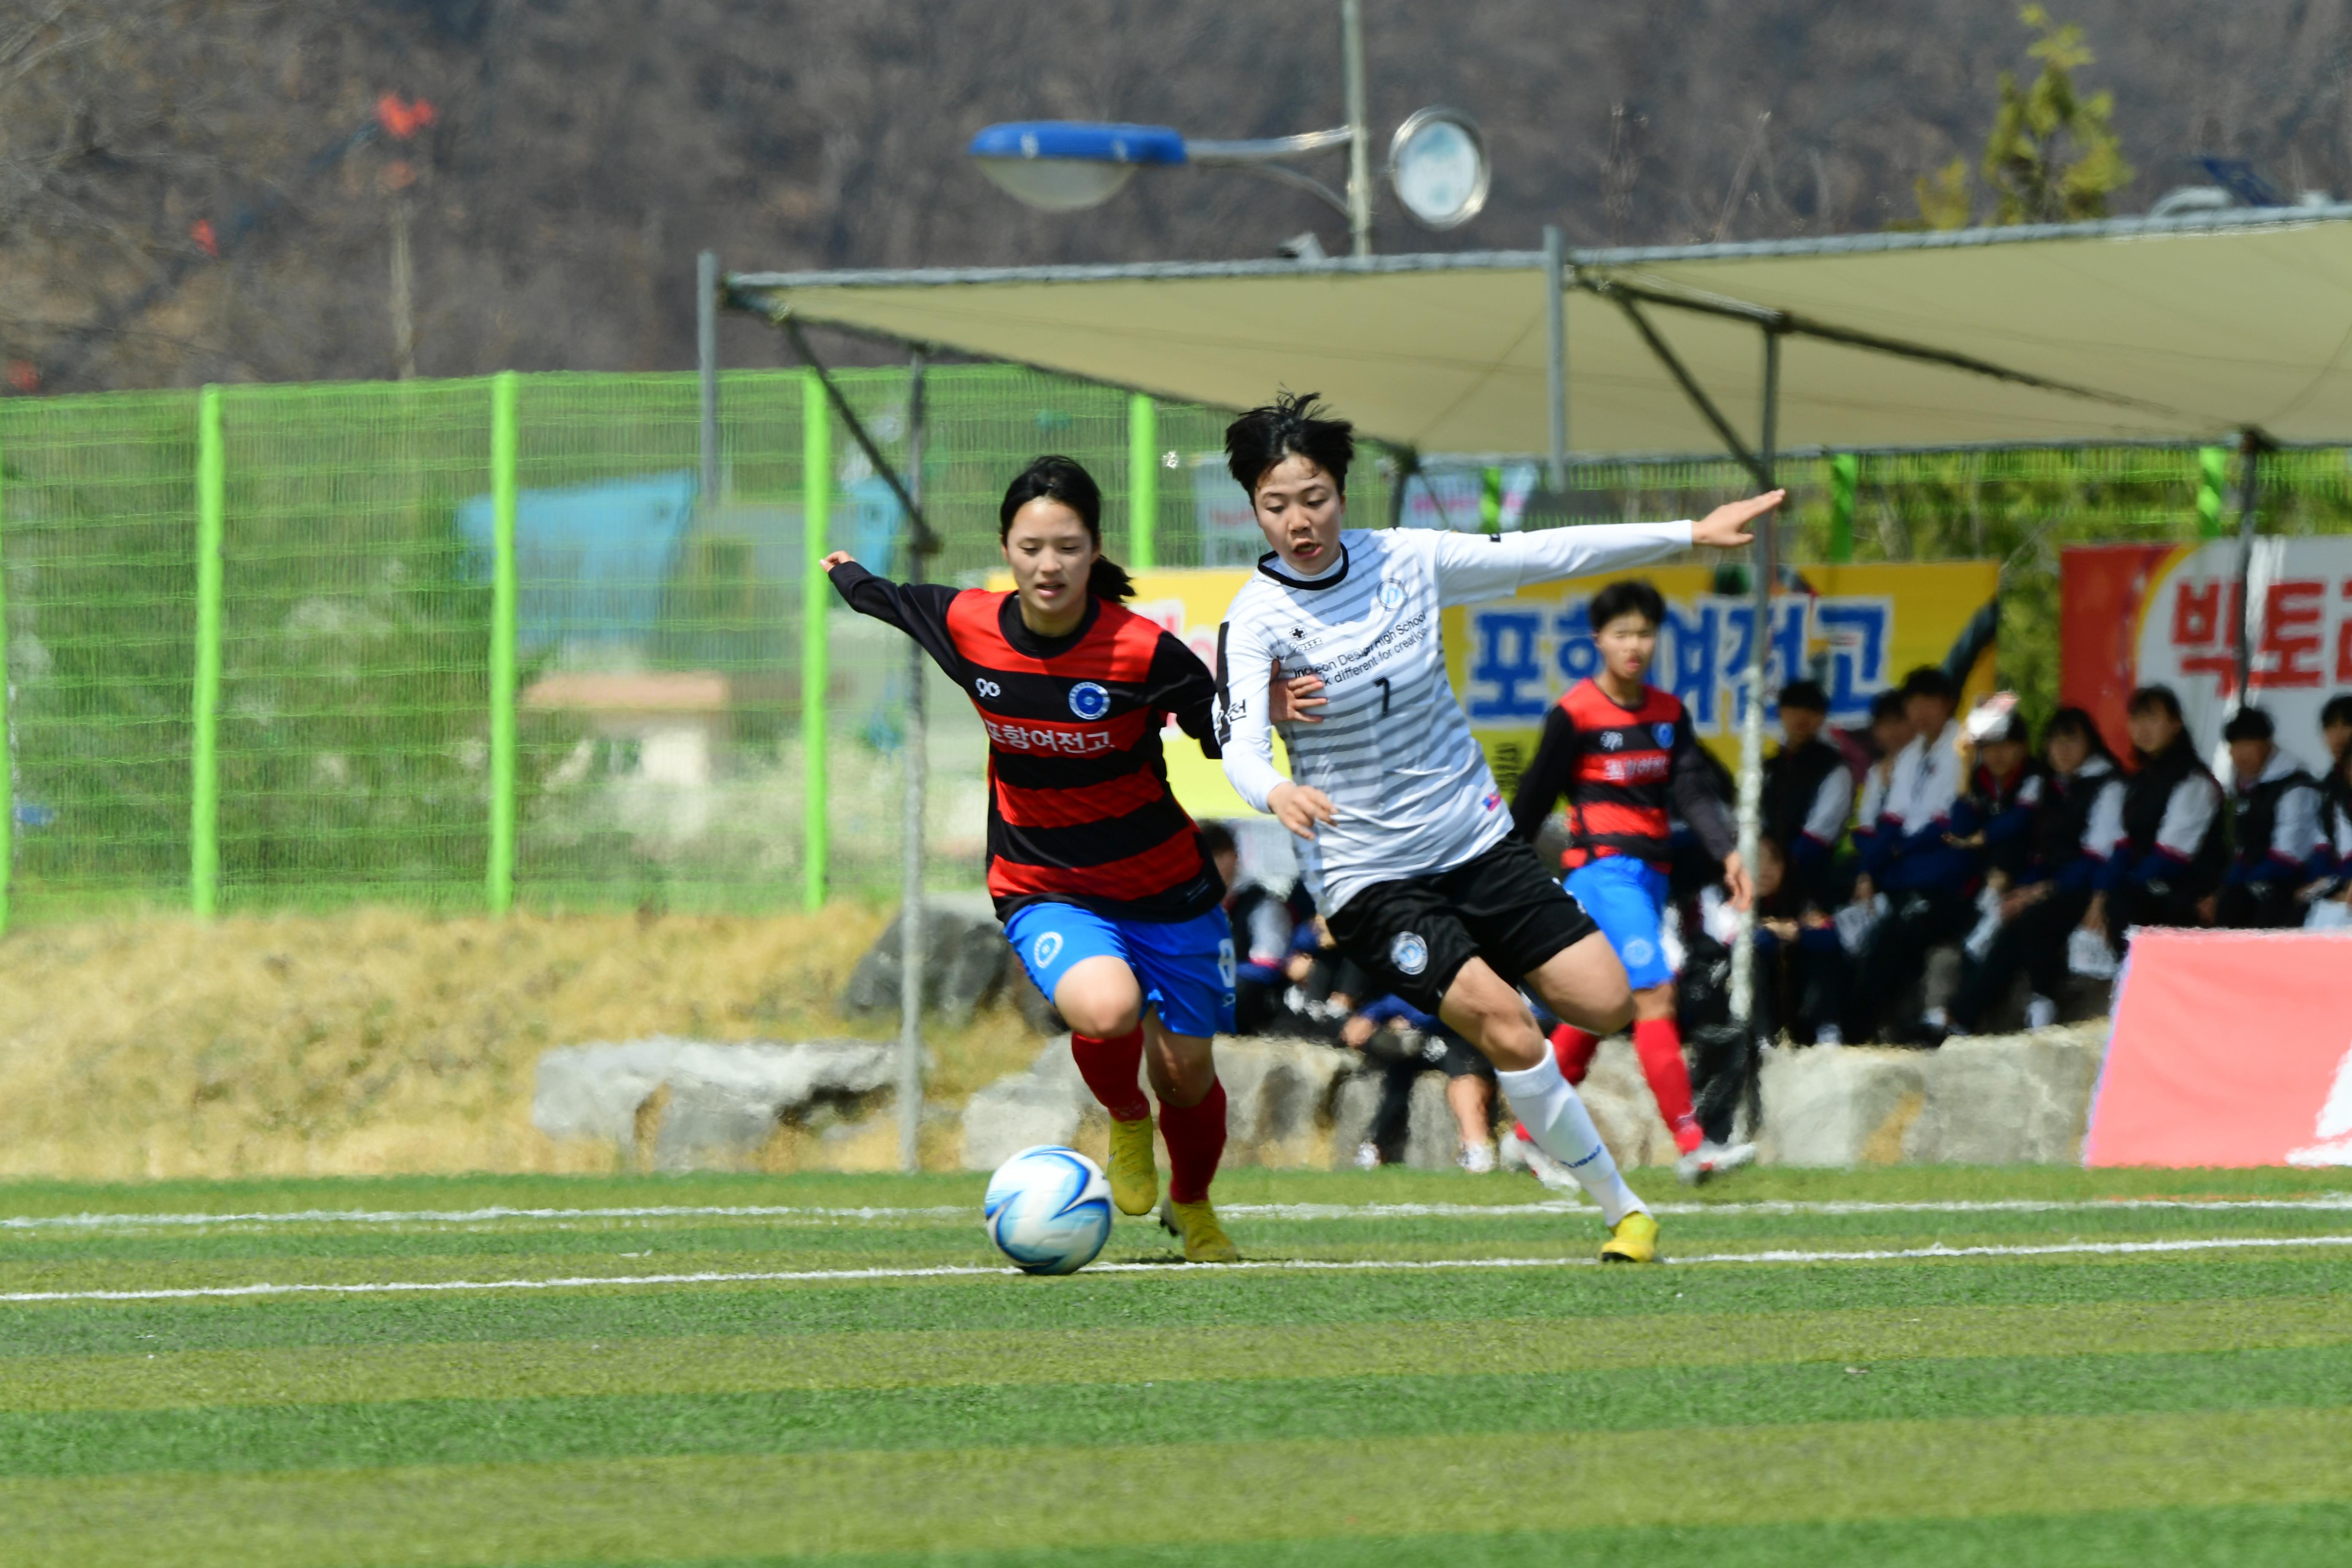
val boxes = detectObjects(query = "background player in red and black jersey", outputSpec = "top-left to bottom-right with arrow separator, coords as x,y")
1508,577 -> 1755,1185
825,456 -> 1241,1261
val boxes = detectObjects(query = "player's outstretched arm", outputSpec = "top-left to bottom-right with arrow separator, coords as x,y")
823,550 -> 964,678
1420,489 -> 1781,607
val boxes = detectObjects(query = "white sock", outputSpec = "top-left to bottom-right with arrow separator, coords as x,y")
1494,1052 -> 1645,1225
2026,995 -> 2058,1030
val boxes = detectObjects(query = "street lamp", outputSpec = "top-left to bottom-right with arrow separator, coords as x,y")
964,1 -> 1487,253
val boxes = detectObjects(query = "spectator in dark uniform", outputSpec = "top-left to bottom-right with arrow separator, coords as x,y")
1844,666 -> 1970,1043
2214,707 -> 2325,929
1762,679 -> 1855,912
1339,996 -> 1498,1172
1948,707 -> 2122,1034
2304,698 -> 2352,926
2085,685 -> 2224,953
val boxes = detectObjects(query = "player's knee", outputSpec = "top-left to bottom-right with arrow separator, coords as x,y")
1055,987 -> 1142,1039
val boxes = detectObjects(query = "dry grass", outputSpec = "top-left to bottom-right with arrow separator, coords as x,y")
0,906 -> 1043,1180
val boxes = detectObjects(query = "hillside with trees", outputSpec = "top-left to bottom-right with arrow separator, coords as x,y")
6,0 -> 2352,392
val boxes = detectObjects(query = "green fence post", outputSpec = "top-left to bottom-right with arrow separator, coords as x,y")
0,431 -> 10,937
2197,445 -> 2229,539
487,372 -> 519,914
191,386 -> 225,917
1127,392 -> 1158,570
802,369 -> 831,912
1828,453 -> 1858,564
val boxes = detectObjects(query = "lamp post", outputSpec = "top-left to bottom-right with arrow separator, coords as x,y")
966,3 -> 1488,248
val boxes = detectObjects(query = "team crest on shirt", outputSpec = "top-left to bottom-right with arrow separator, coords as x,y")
1653,723 -> 1676,749
1067,681 -> 1111,720
1390,932 -> 1430,976
1378,579 -> 1406,610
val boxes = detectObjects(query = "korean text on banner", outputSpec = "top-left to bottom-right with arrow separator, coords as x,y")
1442,562 -> 2001,799
2061,538 -> 2352,761
2085,928 -> 2352,1168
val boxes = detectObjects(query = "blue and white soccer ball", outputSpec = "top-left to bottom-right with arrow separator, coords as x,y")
983,1145 -> 1113,1275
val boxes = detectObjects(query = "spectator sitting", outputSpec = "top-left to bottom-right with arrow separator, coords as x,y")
1340,996 -> 1498,1173
1200,821 -> 1301,1034
2304,699 -> 2352,928
1847,687 -> 1914,881
1763,679 -> 1856,912
2215,706 -> 2326,929
1745,833 -> 1850,1048
2084,684 -> 2225,954
1843,666 -> 1971,1043
1271,916 -> 1371,1039
1948,705 -> 2122,1035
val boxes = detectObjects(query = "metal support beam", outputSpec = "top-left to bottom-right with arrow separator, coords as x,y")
697,250 -> 721,513
1341,0 -> 1372,257
1603,293 -> 1774,489
898,347 -> 929,1174
1543,225 -> 1568,493
1729,331 -> 1782,1033
772,312 -> 942,558
2231,428 -> 2270,705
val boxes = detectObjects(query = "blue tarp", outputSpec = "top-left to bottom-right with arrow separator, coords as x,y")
457,472 -> 698,655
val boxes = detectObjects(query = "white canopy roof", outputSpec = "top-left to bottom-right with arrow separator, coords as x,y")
730,206 -> 2352,459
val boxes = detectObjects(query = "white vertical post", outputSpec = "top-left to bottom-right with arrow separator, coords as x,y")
1543,225 -> 1568,493
897,350 -> 929,1173
1341,0 -> 1372,257
1730,329 -> 1781,1031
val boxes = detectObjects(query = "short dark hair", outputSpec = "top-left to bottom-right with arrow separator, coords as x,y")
1223,391 -> 1355,497
2126,684 -> 2183,723
1197,820 -> 1237,858
999,455 -> 1134,603
1778,679 -> 1829,713
2322,694 -> 2352,730
1589,578 -> 1666,632
1900,665 -> 1955,703
2222,706 -> 2275,743
1869,689 -> 1908,724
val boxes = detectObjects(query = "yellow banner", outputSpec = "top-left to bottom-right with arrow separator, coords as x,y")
1442,561 -> 2000,799
993,560 -> 1998,820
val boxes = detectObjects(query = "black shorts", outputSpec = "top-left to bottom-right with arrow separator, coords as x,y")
1325,837 -> 1601,1015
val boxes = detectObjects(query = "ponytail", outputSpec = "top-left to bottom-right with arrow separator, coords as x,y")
1088,555 -> 1135,603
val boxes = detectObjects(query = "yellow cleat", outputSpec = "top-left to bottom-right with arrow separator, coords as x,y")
1106,1115 -> 1160,1217
1160,1197 -> 1240,1263
1599,1209 -> 1660,1265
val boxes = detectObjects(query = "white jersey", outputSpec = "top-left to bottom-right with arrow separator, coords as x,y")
1215,521 -> 1692,913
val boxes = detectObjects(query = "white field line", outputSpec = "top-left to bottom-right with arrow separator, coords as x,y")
3,1231 -> 2350,1306
6,1194 -> 2352,1233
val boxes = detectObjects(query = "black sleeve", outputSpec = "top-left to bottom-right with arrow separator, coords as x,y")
827,561 -> 966,681
1509,705 -> 1581,844
1670,710 -> 1740,861
1147,631 -> 1222,760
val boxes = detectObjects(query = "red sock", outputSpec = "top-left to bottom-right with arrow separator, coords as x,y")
1632,1016 -> 1704,1154
1070,1028 -> 1149,1121
1549,1024 -> 1601,1085
1158,1079 -> 1228,1204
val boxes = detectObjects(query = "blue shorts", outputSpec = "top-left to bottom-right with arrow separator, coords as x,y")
1563,855 -> 1673,990
1004,903 -> 1236,1039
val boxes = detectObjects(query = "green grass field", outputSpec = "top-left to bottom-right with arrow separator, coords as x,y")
2,1164 -> 2348,1567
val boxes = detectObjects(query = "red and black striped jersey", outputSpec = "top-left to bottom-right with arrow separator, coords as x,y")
828,561 -> 1224,923
1508,677 -> 1737,868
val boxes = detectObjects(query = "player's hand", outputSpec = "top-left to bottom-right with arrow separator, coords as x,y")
1269,781 -> 1337,841
1340,1014 -> 1375,1050
1690,490 -> 1783,550
821,550 -> 856,570
1270,668 -> 1327,725
1720,851 -> 1753,912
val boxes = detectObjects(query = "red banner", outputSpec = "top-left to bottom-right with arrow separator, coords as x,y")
2085,928 -> 2352,1167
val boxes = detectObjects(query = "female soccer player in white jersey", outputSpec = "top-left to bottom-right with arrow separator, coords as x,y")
1214,393 -> 1780,1262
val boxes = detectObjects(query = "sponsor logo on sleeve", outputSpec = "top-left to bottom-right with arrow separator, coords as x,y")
1068,681 -> 1112,720
1390,932 -> 1430,976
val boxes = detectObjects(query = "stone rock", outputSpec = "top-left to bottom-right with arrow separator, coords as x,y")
1756,1045 -> 1930,1167
1216,1037 -> 1354,1167
843,904 -> 1010,1022
960,1044 -> 1094,1172
1325,1058 -> 1473,1171
1004,962 -> 1065,1035
1903,1021 -> 2107,1164
531,1036 -> 892,1169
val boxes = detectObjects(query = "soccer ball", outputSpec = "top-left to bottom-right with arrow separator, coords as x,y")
983,1145 -> 1113,1275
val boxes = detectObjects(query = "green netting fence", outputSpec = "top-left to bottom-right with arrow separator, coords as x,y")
2,363 -> 2349,929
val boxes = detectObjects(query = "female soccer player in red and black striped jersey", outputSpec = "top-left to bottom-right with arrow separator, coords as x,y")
825,455 -> 1243,1262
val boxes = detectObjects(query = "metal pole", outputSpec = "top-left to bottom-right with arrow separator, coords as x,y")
191,385 -> 225,918
0,441 -> 11,936
1544,225 -> 1568,493
898,349 -> 930,1173
2231,430 -> 2264,705
800,370 -> 831,912
487,371 -> 519,915
1128,392 -> 1158,570
1341,0 -> 1372,257
697,250 -> 720,513
1729,330 -> 1781,1031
